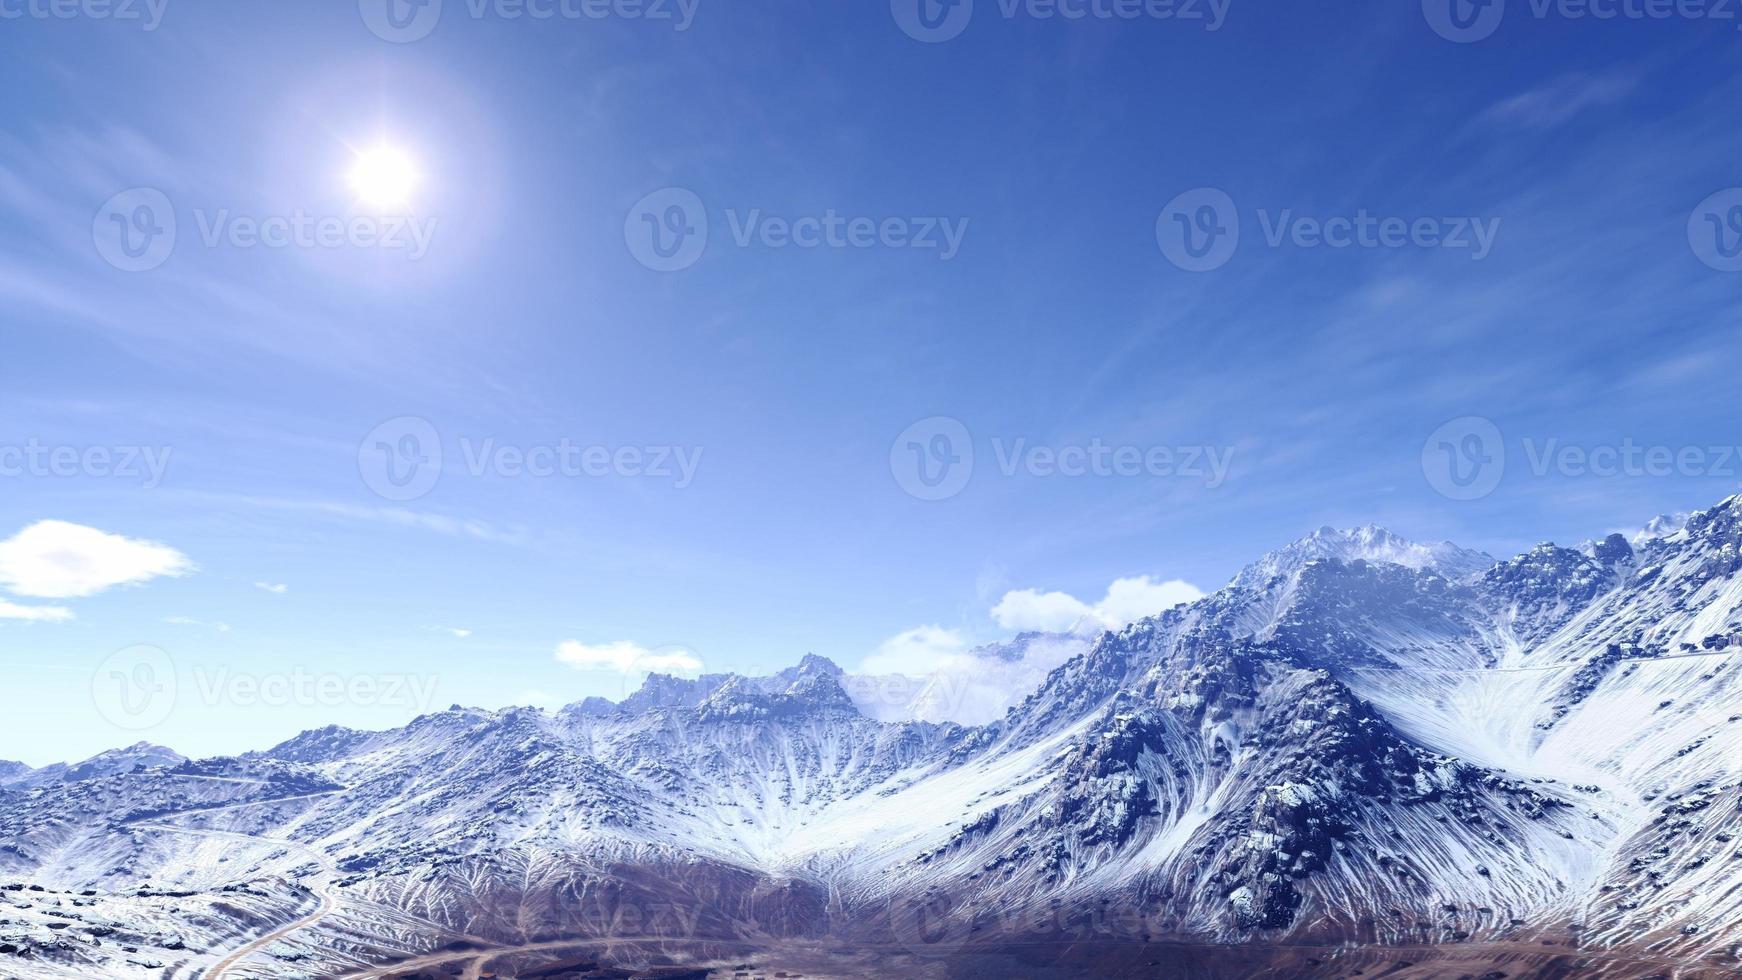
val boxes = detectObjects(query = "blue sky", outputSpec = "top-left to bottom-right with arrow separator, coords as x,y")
3,1 -> 1742,763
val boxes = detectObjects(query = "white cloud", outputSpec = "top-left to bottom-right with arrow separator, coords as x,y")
1093,576 -> 1204,627
555,640 -> 701,675
991,576 -> 1203,633
989,590 -> 1091,633
0,521 -> 192,599
0,599 -> 75,623
442,627 -> 473,639
858,625 -> 969,676
850,631 -> 1091,725
163,616 -> 231,633
854,575 -> 1203,714
254,581 -> 289,595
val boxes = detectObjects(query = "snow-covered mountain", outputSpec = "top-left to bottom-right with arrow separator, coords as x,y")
0,743 -> 186,791
1229,523 -> 1495,590
6,499 -> 1742,977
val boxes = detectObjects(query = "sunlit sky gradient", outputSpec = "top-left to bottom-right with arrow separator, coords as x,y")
3,2 -> 1742,763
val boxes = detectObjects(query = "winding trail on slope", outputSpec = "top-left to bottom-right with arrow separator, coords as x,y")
120,776 -> 347,980
143,822 -> 339,979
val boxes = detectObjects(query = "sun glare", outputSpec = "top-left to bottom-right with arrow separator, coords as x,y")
348,145 -> 421,210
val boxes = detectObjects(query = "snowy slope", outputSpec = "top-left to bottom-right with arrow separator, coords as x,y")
5,498 -> 1742,977
0,743 -> 186,791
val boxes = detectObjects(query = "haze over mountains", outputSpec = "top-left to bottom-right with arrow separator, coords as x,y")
4,496 -> 1742,977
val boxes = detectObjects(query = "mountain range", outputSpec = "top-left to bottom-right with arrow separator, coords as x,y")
4,497 -> 1742,978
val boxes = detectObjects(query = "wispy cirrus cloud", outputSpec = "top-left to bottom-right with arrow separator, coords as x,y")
1475,71 -> 1638,130
189,494 -> 530,547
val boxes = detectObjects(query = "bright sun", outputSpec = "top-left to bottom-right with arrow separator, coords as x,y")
348,145 -> 421,210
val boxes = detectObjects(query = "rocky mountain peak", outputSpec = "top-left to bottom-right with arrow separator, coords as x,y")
1230,523 -> 1493,590
1585,531 -> 1635,568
